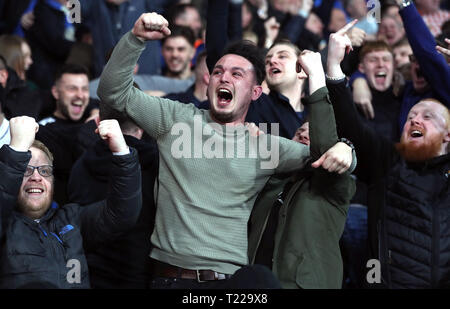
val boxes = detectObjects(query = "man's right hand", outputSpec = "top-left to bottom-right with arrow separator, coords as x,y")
326,19 -> 358,78
352,78 -> 374,119
9,116 -> 39,152
132,12 -> 171,42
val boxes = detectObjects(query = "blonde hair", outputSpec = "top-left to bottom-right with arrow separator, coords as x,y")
31,140 -> 54,165
0,35 -> 27,80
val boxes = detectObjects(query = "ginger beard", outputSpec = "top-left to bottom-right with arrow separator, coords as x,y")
396,125 -> 445,162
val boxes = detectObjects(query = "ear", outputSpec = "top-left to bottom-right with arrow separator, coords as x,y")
444,129 -> 450,143
202,72 -> 210,85
51,85 -> 59,100
297,69 -> 308,80
0,69 -> 8,86
251,85 -> 263,101
358,62 -> 365,74
189,47 -> 196,61
135,127 -> 144,140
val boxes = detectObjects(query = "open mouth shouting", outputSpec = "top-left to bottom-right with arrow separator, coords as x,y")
217,88 -> 233,107
71,100 -> 85,115
374,71 -> 387,85
408,125 -> 425,141
268,67 -> 282,77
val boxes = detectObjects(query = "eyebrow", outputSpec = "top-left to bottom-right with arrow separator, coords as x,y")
213,65 -> 247,73
265,50 -> 291,60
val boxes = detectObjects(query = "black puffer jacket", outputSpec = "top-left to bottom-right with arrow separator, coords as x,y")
0,145 -> 142,289
328,80 -> 450,288
68,135 -> 158,288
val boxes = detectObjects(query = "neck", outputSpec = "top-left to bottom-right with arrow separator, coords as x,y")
278,81 -> 304,112
53,110 -> 67,120
193,83 -> 208,102
209,111 -> 247,127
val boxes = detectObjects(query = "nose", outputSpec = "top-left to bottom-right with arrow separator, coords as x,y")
28,168 -> 43,181
219,70 -> 231,83
410,113 -> 422,125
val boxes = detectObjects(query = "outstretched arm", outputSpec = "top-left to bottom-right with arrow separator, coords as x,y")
326,21 -> 397,182
97,13 -> 186,139
398,1 -> 450,106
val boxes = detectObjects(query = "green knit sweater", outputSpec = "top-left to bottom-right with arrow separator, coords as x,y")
98,32 -> 313,274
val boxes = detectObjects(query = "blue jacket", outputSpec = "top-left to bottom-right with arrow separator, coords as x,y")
398,2 -> 450,130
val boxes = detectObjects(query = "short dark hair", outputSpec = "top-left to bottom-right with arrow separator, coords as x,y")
54,63 -> 89,83
222,40 -> 266,85
269,38 -> 301,56
162,25 -> 196,47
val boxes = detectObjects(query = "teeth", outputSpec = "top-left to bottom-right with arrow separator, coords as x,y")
72,100 -> 83,106
27,188 -> 43,193
375,72 -> 386,77
411,130 -> 423,137
218,89 -> 231,95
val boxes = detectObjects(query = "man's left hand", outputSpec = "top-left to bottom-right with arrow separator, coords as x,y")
95,117 -> 129,154
311,142 -> 353,174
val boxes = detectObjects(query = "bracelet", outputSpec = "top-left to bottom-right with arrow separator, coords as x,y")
339,138 -> 355,152
325,74 -> 346,81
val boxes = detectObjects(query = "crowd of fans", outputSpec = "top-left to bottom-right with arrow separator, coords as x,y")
0,0 -> 448,289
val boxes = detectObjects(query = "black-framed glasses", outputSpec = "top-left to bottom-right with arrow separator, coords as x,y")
24,165 -> 53,177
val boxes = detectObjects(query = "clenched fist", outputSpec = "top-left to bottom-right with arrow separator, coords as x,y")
95,118 -> 129,154
9,116 -> 39,152
132,12 -> 171,42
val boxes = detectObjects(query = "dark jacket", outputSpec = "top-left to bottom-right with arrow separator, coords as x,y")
36,118 -> 99,205
0,144 -> 142,289
362,87 -> 401,143
248,88 -> 356,288
328,79 -> 450,288
0,68 -> 43,120
67,135 -> 158,288
164,85 -> 208,109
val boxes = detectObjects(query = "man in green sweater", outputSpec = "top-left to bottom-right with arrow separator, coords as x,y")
98,12 -> 355,289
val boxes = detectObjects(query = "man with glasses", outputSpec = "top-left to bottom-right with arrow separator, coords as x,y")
0,116 -> 142,288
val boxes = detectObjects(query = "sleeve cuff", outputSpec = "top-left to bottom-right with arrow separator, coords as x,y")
304,86 -> 330,105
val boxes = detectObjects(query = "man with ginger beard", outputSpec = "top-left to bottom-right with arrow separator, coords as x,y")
326,25 -> 450,288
